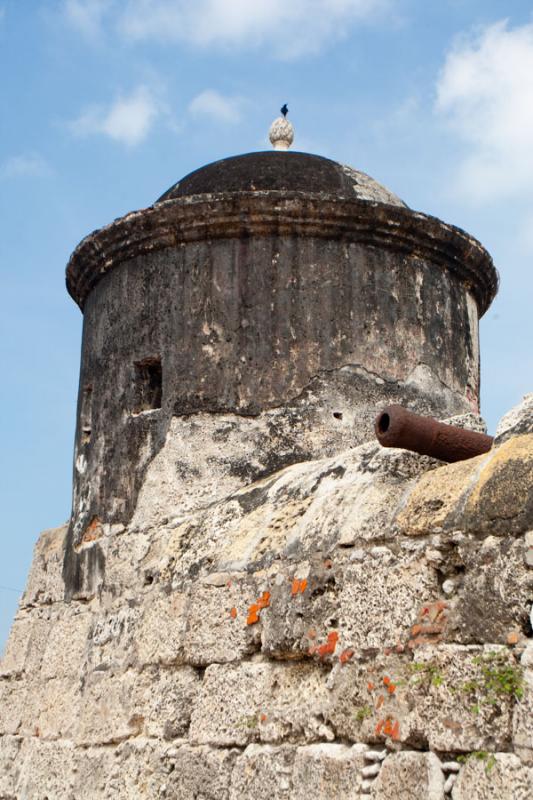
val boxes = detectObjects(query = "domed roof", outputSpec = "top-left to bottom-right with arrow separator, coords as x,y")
156,151 -> 407,208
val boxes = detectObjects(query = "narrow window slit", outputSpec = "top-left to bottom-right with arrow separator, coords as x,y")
80,384 -> 93,444
133,357 -> 162,413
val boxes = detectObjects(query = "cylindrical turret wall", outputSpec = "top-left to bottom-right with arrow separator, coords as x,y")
65,153 -> 497,561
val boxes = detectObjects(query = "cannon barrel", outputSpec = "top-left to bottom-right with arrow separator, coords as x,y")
374,405 -> 493,463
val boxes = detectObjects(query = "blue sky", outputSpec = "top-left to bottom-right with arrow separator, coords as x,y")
2,0 -> 533,649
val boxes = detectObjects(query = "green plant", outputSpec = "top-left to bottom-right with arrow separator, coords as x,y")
457,751 -> 496,775
462,651 -> 524,707
409,661 -> 444,688
355,705 -> 372,722
237,714 -> 259,730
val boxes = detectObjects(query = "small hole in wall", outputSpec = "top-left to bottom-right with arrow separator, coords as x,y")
333,411 -> 343,420
133,357 -> 162,413
144,573 -> 154,586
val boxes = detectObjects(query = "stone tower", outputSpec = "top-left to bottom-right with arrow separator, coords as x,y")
2,124 -> 533,799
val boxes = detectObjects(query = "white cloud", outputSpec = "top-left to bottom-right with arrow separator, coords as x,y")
188,90 -> 243,124
63,0 -> 112,39
436,20 -> 533,204
69,86 -> 159,147
1,153 -> 52,179
66,0 -> 388,57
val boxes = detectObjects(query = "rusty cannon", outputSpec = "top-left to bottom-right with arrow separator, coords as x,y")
374,404 -> 493,463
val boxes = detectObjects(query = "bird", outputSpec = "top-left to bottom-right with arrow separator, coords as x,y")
280,104 -> 289,118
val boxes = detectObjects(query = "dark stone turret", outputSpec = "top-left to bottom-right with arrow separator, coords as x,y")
64,150 -> 498,588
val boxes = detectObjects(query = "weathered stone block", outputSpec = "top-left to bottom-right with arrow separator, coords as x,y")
448,536 -> 532,645
190,661 -> 331,746
398,436 -> 533,537
230,744 -> 295,799
0,608 -> 51,678
21,524 -> 67,607
495,393 -> 533,444
371,752 -> 445,800
76,665 -> 199,745
463,435 -> 533,535
88,603 -> 142,671
292,742 -> 368,799
183,577 -> 261,665
451,753 -> 532,800
396,457 -> 484,536
134,588 -> 187,666
166,745 -> 239,799
335,550 -> 439,654
40,605 -> 92,679
261,548 -> 437,660
71,746 -> 114,799
31,676 -> 81,739
513,646 -> 533,765
139,666 -> 200,740
327,646 -> 515,752
0,679 -> 27,735
16,738 -> 74,799
76,668 -> 142,745
0,735 -> 21,798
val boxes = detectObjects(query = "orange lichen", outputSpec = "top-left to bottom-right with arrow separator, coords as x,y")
246,591 -> 271,625
383,676 -> 391,686
291,578 -> 308,596
315,630 -> 339,659
257,591 -> 271,609
339,648 -> 354,665
375,716 -> 400,740
367,681 -> 375,691
230,607 -> 238,620
387,684 -> 396,695
260,713 -> 267,723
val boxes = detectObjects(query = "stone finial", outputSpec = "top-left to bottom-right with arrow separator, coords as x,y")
269,116 -> 294,151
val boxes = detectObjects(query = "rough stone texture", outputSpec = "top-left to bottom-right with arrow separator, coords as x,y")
451,753 -> 532,800
371,752 -> 445,799
15,739 -> 75,800
166,745 -> 238,800
0,735 -> 21,798
20,524 -> 67,607
2,395 -> 533,796
513,643 -> 533,765
292,743 -> 368,799
397,434 -> 533,537
76,665 -> 199,745
229,744 -> 295,799
190,661 -> 331,746
326,645 -> 515,752
494,393 -> 533,443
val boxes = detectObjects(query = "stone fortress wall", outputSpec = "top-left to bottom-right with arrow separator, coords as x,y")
1,396 -> 532,799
